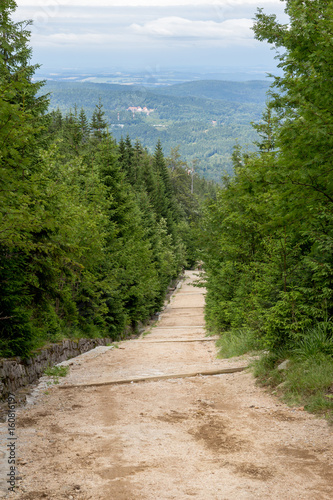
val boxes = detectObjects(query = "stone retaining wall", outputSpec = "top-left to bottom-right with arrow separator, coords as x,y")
0,338 -> 112,400
0,273 -> 185,402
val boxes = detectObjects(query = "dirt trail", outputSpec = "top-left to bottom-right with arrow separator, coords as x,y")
5,271 -> 333,499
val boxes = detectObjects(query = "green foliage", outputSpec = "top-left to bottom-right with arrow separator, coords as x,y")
44,364 -> 69,385
201,0 -> 333,354
153,80 -> 270,104
216,328 -> 262,359
292,321 -> 333,360
252,352 -> 333,420
284,357 -> 333,402
0,4 -> 214,358
199,0 -> 333,420
40,80 -> 269,182
90,98 -> 108,141
44,365 -> 69,378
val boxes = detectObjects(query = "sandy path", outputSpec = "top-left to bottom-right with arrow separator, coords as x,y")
3,271 -> 333,499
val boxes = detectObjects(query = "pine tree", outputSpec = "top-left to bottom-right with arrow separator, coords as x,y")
0,0 -> 50,355
90,98 -> 108,141
79,107 -> 89,144
152,140 -> 168,219
48,108 -> 63,136
0,0 -> 50,247
94,137 -> 160,327
63,105 -> 82,154
121,135 -> 135,184
0,0 -> 48,113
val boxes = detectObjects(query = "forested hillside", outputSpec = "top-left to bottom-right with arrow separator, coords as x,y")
42,79 -> 269,182
201,0 -> 333,413
152,80 -> 270,104
0,1 -> 215,358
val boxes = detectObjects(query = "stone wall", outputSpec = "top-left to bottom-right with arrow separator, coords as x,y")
0,273 -> 185,402
0,338 -> 112,400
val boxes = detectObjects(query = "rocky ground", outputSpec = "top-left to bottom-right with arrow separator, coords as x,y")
1,271 -> 332,499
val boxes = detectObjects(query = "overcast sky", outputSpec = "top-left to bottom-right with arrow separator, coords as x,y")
14,0 -> 288,74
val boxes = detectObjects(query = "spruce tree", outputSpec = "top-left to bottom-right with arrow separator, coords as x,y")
121,135 -> 135,184
63,105 -> 82,154
153,139 -> 180,233
79,107 -> 89,144
48,108 -> 63,136
90,98 -> 108,141
0,0 -> 48,113
94,137 -> 160,327
0,0 -> 49,355
118,136 -> 126,163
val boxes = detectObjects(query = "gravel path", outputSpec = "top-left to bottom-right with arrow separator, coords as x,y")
1,271 -> 333,499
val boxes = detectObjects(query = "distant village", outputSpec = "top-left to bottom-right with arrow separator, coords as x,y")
127,106 -> 155,116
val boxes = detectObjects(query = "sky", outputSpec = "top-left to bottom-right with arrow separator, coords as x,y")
14,0 -> 288,75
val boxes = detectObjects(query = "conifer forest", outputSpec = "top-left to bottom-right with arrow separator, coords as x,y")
0,0 -> 216,357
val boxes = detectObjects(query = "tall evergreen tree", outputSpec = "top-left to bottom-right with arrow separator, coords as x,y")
63,105 -> 82,154
79,107 -> 90,144
0,0 -> 48,112
90,98 -> 108,141
94,137 -> 160,326
0,0 -> 50,355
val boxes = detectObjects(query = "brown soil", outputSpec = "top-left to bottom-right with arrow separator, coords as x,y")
4,271 -> 333,499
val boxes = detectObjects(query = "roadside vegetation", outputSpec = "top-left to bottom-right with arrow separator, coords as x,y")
44,365 -> 70,385
201,0 -> 333,421
215,325 -> 333,422
0,1 -> 215,359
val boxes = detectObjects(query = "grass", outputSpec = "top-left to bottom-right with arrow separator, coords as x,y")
252,351 -> 333,422
292,321 -> 333,359
44,365 -> 70,385
44,365 -> 69,377
216,328 -> 262,359
216,322 -> 333,423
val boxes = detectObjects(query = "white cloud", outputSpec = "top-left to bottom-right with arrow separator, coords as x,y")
30,16 -> 254,48
16,0 -> 281,7
15,0 -> 282,69
31,32 -> 120,46
130,17 -> 253,41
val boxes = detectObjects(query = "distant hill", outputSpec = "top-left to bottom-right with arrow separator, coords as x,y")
41,80 -> 270,182
153,80 -> 271,104
43,81 -> 267,120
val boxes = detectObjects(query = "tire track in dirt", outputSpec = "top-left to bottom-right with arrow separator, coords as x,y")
6,271 -> 333,499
